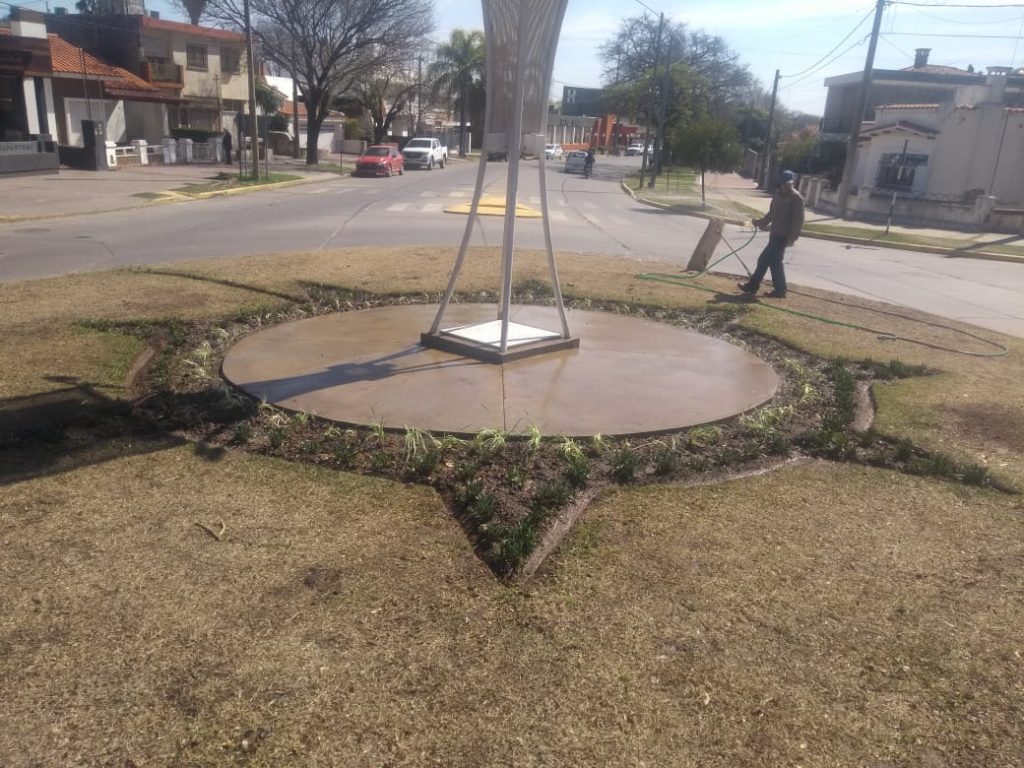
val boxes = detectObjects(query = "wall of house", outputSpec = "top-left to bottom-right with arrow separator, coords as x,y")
853,132 -> 937,194
925,105 -> 1024,204
124,100 -> 168,143
51,77 -> 104,144
151,32 -> 247,102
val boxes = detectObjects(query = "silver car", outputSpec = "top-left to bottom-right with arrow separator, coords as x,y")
545,143 -> 564,159
564,150 -> 588,174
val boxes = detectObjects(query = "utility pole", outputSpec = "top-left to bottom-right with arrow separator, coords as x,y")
650,24 -> 673,186
836,0 -> 887,216
291,43 -> 301,160
760,69 -> 780,190
242,0 -> 259,179
417,54 -> 423,135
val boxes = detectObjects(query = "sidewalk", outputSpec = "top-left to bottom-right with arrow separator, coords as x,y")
630,172 -> 1024,264
0,161 -> 338,221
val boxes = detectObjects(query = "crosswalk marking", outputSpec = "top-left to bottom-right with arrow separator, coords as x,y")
386,202 -> 410,211
583,213 -> 601,226
423,203 -> 443,213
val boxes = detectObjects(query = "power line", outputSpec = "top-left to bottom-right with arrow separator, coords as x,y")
884,30 -> 1024,36
889,1 -> 1024,6
781,6 -> 877,78
779,36 -> 870,90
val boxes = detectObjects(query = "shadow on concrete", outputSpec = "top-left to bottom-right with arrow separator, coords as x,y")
234,345 -> 485,403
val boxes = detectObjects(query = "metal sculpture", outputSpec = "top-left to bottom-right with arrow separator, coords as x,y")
422,0 -> 577,363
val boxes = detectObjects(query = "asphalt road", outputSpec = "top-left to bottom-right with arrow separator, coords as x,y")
1,155 -> 1022,338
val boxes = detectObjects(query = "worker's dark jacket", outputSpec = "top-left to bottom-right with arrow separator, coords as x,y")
756,188 -> 805,245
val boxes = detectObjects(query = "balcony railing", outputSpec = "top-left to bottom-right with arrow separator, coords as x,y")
142,60 -> 183,86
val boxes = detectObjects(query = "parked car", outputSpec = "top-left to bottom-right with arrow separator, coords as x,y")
545,143 -> 564,160
487,151 -> 508,161
354,145 -> 404,177
402,137 -> 448,169
564,150 -> 588,174
625,143 -> 645,156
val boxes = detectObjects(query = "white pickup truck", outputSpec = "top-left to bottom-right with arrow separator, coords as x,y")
401,137 -> 448,170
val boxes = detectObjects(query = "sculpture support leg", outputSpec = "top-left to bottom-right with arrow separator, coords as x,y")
429,152 -> 491,334
498,11 -> 531,353
537,145 -> 571,338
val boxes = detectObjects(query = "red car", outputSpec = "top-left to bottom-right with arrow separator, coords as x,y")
355,144 -> 404,177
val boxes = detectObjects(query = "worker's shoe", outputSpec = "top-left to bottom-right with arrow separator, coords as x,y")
764,290 -> 787,299
737,282 -> 757,295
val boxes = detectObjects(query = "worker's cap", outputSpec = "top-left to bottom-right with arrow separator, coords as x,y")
780,170 -> 796,183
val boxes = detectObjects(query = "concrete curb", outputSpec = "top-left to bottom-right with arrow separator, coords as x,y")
623,180 -> 1024,266
186,175 -> 326,199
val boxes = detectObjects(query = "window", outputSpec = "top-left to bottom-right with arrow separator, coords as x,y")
876,152 -> 928,190
186,44 -> 208,71
221,47 -> 240,74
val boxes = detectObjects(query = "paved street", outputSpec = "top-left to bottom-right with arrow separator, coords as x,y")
1,155 -> 1022,338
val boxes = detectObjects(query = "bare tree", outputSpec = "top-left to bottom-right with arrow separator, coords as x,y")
353,57 -> 419,144
206,0 -> 434,164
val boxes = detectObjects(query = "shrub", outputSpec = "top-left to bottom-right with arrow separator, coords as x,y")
610,443 -> 641,484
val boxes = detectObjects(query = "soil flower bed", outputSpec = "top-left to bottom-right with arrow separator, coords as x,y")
112,282 -> 1002,580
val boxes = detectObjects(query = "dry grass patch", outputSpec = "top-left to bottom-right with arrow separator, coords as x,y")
2,246 -> 1023,765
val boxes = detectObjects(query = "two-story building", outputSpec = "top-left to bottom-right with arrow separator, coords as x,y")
45,8 -> 251,141
819,49 -> 1006,138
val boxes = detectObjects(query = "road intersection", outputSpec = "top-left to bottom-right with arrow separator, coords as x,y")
1,155 -> 1021,337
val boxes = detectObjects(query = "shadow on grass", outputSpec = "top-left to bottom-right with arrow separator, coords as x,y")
0,377 -> 231,487
128,268 -> 305,304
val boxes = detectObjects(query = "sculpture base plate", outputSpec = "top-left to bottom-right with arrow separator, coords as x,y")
422,320 -> 578,363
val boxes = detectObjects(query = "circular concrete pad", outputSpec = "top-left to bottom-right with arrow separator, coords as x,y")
222,304 -> 779,437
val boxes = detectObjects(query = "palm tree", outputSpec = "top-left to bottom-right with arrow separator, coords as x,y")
428,29 -> 485,158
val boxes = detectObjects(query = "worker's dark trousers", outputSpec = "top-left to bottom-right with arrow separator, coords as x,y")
748,236 -> 788,295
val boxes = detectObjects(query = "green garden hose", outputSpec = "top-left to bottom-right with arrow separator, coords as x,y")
637,230 -> 1010,359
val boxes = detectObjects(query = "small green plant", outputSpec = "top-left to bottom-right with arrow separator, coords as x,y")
407,448 -> 440,479
741,405 -> 792,437
559,437 -> 585,463
370,450 -> 392,473
291,410 -> 311,428
531,479 -> 572,512
267,427 -> 286,450
687,425 -> 721,449
370,420 -> 387,445
894,438 -> 915,462
232,422 -> 252,444
590,433 -> 609,455
455,460 -> 481,483
474,428 -> 507,453
653,447 -> 679,476
610,443 -> 641,484
865,358 -> 932,380
960,463 -> 990,486
403,426 -> 435,464
565,453 -> 590,488
526,425 -> 543,453
505,464 -> 526,490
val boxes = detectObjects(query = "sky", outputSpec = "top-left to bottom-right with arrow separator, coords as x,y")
142,0 -> 1024,117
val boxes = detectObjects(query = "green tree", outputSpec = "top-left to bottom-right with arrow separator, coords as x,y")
673,116 -> 742,205
428,29 -> 485,158
599,14 -> 751,177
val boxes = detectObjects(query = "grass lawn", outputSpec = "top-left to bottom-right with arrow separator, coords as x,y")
2,247 -> 1023,766
171,172 -> 303,197
804,222 -> 1024,259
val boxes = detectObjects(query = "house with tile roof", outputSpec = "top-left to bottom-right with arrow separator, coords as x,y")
45,10 -> 252,144
45,31 -> 176,148
812,71 -> 1024,231
0,8 -> 58,174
